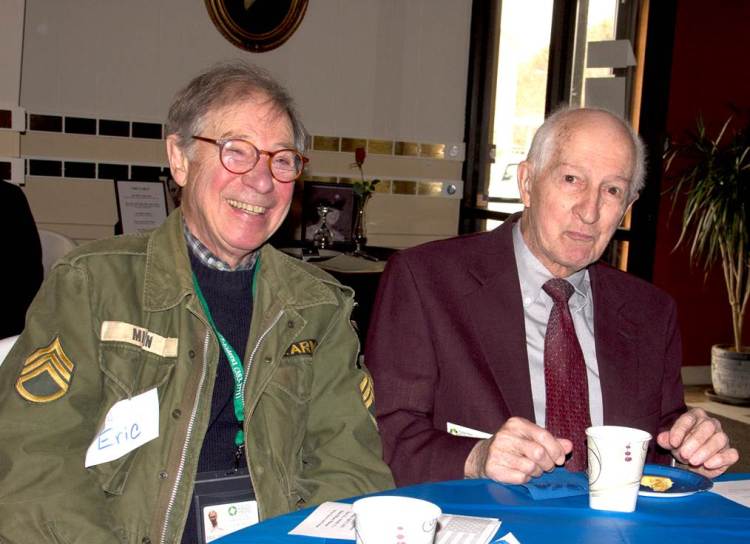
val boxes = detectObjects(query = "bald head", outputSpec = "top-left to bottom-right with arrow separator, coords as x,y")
526,107 -> 646,202
517,107 -> 642,277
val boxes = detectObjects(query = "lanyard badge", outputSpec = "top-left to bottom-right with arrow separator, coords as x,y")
191,258 -> 260,457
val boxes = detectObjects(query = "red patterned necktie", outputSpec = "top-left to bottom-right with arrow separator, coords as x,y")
542,278 -> 591,472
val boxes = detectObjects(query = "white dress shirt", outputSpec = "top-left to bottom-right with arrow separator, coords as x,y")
512,223 -> 604,428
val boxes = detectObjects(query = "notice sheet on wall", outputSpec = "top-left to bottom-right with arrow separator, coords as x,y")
115,179 -> 168,234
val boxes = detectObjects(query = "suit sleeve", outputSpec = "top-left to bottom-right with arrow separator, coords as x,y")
659,297 -> 687,431
365,252 -> 478,486
0,262 -> 122,543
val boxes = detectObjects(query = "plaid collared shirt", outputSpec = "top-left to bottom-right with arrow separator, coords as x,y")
183,220 -> 257,271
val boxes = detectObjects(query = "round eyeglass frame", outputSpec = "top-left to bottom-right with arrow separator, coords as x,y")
192,135 -> 308,182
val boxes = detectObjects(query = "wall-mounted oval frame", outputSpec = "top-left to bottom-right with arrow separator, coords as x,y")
204,0 -> 308,53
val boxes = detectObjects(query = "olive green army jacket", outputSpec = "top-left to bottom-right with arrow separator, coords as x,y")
0,209 -> 393,543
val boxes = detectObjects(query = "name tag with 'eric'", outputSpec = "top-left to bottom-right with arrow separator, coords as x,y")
85,388 -> 160,468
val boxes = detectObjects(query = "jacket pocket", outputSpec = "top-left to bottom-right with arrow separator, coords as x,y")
256,355 -> 313,497
99,343 -> 175,398
266,355 -> 313,403
92,343 -> 175,495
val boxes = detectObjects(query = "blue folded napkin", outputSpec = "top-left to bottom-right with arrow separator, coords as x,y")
515,468 -> 589,500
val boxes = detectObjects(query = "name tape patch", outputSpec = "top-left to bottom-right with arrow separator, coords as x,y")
100,321 -> 178,358
284,339 -> 318,357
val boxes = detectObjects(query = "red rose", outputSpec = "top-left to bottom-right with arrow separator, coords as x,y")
355,147 -> 366,167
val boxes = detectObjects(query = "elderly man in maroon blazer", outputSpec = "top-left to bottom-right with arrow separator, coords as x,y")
365,107 -> 738,487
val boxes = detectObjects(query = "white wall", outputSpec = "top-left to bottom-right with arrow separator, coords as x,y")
0,0 -> 24,108
16,0 -> 473,247
20,0 -> 471,144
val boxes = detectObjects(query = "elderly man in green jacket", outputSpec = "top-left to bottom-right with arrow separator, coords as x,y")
0,62 -> 393,544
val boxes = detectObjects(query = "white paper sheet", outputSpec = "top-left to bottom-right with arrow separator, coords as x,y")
85,388 -> 160,467
711,480 -> 750,508
436,514 -> 501,544
289,502 -> 502,544
288,502 -> 355,540
447,422 -> 492,439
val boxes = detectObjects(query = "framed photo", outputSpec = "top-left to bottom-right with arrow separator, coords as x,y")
204,0 -> 308,52
302,182 -> 355,245
114,179 -> 169,235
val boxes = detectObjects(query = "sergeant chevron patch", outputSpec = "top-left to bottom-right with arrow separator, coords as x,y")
15,337 -> 74,403
359,373 -> 374,409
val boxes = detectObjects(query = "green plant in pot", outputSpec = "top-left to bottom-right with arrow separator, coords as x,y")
667,114 -> 750,401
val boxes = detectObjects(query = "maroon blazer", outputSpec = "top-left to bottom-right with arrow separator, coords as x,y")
365,217 -> 686,486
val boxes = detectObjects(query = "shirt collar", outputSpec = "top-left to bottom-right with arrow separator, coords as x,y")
182,219 -> 257,271
512,222 -> 590,312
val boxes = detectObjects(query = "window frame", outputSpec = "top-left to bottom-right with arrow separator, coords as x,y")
460,0 -> 677,279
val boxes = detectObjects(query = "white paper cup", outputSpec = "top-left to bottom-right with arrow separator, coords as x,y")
352,496 -> 441,544
586,425 -> 652,513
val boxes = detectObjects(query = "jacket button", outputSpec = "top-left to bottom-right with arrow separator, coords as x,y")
158,471 -> 168,480
172,409 -> 181,419
296,498 -> 306,508
188,350 -> 196,358
264,356 -> 272,364
287,320 -> 294,329
142,538 -> 151,544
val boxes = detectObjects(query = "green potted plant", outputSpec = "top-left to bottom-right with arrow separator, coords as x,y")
667,114 -> 750,400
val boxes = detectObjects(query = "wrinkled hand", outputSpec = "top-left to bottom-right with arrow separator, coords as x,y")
656,407 -> 739,478
464,417 -> 572,484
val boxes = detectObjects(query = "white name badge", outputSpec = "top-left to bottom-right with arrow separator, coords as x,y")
446,422 -> 492,439
85,388 -> 160,468
203,501 -> 259,543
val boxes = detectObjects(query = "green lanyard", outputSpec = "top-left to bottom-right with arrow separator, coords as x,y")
191,258 -> 260,450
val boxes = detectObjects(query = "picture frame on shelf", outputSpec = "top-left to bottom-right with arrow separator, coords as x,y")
302,181 -> 355,246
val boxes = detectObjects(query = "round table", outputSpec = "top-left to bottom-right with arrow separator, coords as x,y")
217,473 -> 750,543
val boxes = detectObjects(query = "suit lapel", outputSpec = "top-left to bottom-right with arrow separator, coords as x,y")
464,219 -> 535,421
590,264 -> 640,424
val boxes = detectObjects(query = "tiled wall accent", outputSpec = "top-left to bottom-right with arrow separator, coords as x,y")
20,114 -> 465,247
0,110 -> 11,129
24,158 -> 170,181
0,107 -> 26,132
28,113 -> 162,140
310,177 -> 460,199
27,113 -> 462,161
0,160 -> 10,180
313,134 -> 463,161
21,112 -> 464,198
25,112 -> 462,160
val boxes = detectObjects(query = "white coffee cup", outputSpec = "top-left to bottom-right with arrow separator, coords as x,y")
352,496 -> 441,544
586,425 -> 652,512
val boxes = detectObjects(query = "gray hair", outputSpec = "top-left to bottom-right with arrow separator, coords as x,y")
526,106 -> 647,201
166,61 -> 307,155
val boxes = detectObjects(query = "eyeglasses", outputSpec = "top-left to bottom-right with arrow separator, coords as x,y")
192,135 -> 308,183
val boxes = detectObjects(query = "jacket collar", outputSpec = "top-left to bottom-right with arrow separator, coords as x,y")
142,208 -> 338,313
463,213 -> 640,423
589,264 -> 640,423
143,208 -> 195,312
463,213 -> 537,421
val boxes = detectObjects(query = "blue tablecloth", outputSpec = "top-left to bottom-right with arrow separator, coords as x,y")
218,473 -> 750,543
